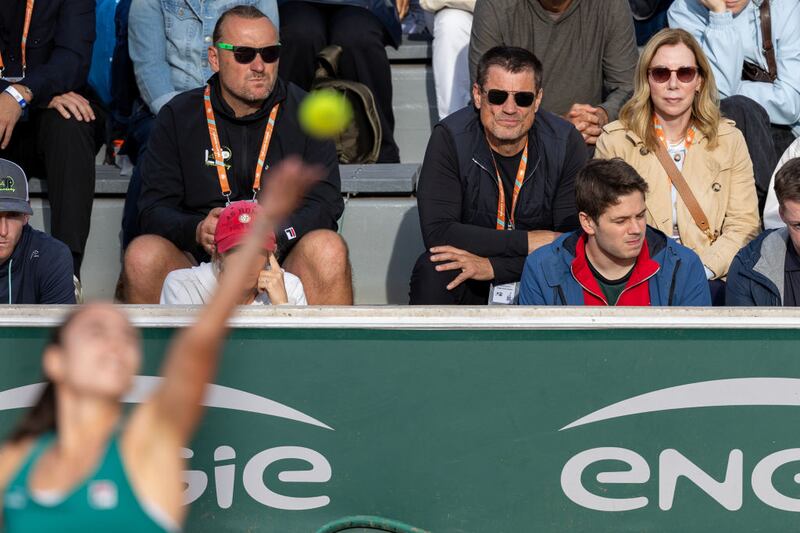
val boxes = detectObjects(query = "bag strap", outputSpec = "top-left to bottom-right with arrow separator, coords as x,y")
759,0 -> 778,81
653,142 -> 717,243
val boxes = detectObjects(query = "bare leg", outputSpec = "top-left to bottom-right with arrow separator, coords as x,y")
282,229 -> 353,305
122,235 -> 193,303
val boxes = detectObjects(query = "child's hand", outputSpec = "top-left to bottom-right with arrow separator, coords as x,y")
258,253 -> 289,304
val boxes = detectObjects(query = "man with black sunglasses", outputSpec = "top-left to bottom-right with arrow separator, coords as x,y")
123,5 -> 351,305
410,46 -> 587,305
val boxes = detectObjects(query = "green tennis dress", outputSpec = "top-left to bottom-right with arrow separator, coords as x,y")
3,432 -> 177,533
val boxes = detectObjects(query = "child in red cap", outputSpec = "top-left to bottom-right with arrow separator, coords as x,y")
159,201 -> 306,305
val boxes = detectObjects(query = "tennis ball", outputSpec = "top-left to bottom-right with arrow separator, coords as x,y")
298,89 -> 353,139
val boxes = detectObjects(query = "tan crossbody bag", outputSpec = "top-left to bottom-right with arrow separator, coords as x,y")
653,143 -> 718,244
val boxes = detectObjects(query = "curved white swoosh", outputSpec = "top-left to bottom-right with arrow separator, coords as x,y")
0,376 -> 333,431
561,378 -> 800,431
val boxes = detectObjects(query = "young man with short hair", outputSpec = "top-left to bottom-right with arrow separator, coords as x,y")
727,157 -> 800,306
0,159 -> 75,304
518,158 -> 711,306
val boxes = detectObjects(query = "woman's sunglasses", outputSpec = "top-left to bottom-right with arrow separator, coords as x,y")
647,66 -> 699,84
215,42 -> 281,64
483,89 -> 536,107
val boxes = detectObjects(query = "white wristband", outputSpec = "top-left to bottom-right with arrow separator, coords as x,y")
4,86 -> 27,109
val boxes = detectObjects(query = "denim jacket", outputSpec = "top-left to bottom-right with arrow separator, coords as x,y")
129,0 -> 279,114
669,0 -> 800,136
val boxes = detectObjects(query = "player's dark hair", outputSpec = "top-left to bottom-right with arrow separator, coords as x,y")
7,309 -> 83,442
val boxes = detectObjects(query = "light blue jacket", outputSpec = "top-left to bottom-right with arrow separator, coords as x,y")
668,0 -> 800,137
129,0 -> 279,115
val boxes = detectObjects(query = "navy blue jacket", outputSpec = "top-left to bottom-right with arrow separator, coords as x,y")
417,106 -> 586,284
519,227 -> 711,306
0,0 -> 95,107
726,228 -> 790,306
0,225 -> 75,305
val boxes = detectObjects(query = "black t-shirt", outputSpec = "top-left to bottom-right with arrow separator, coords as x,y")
492,149 -> 524,224
784,241 -> 800,306
587,259 -> 635,306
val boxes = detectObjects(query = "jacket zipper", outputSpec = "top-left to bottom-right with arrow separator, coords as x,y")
570,263 -> 661,305
668,259 -> 681,306
570,264 -> 608,305
472,156 -> 539,227
556,285 -> 567,305
616,266 -> 660,304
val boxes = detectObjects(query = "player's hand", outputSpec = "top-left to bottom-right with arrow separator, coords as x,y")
47,91 -> 96,122
196,207 -> 223,255
429,245 -> 494,290
258,253 -> 288,304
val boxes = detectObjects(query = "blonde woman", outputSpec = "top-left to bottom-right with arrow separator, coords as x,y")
596,28 -> 759,303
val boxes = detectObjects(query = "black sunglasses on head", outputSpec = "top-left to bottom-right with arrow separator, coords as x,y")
647,66 -> 699,84
483,88 -> 536,107
215,42 -> 281,64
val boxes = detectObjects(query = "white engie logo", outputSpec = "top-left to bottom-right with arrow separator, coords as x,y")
0,376 -> 334,511
559,378 -> 800,513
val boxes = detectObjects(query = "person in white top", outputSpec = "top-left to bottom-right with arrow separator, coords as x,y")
160,201 -> 307,305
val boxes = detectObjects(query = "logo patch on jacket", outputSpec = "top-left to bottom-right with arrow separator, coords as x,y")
284,227 -> 297,240
204,146 -> 233,170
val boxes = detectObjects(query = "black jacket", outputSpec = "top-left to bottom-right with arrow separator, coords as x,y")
0,225 -> 75,305
137,75 -> 344,260
0,0 -> 95,106
416,106 -> 586,283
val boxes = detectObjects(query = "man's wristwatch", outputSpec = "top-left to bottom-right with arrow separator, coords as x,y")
3,85 -> 28,109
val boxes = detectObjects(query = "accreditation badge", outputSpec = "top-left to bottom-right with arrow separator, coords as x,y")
488,282 -> 520,305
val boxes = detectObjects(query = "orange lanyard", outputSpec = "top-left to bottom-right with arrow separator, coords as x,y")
204,84 -> 279,204
0,0 -> 34,78
490,140 -> 528,230
653,115 -> 696,151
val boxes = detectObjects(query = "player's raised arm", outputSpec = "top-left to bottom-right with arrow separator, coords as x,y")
146,157 -> 322,443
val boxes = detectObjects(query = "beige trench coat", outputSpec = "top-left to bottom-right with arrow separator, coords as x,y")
596,119 -> 760,279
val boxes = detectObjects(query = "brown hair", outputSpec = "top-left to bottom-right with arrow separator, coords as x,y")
775,157 -> 800,205
576,159 -> 650,221
619,28 -> 721,153
7,309 -> 83,442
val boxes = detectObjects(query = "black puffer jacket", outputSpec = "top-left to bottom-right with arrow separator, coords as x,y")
416,106 -> 587,283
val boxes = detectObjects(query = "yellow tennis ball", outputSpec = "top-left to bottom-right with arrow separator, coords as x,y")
298,89 -> 353,139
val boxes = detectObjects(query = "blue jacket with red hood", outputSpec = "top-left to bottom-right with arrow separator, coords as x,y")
518,226 -> 711,306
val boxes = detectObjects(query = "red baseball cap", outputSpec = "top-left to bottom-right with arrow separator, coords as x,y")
214,201 -> 277,254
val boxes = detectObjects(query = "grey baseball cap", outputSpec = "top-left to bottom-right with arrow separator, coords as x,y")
0,159 -> 33,215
